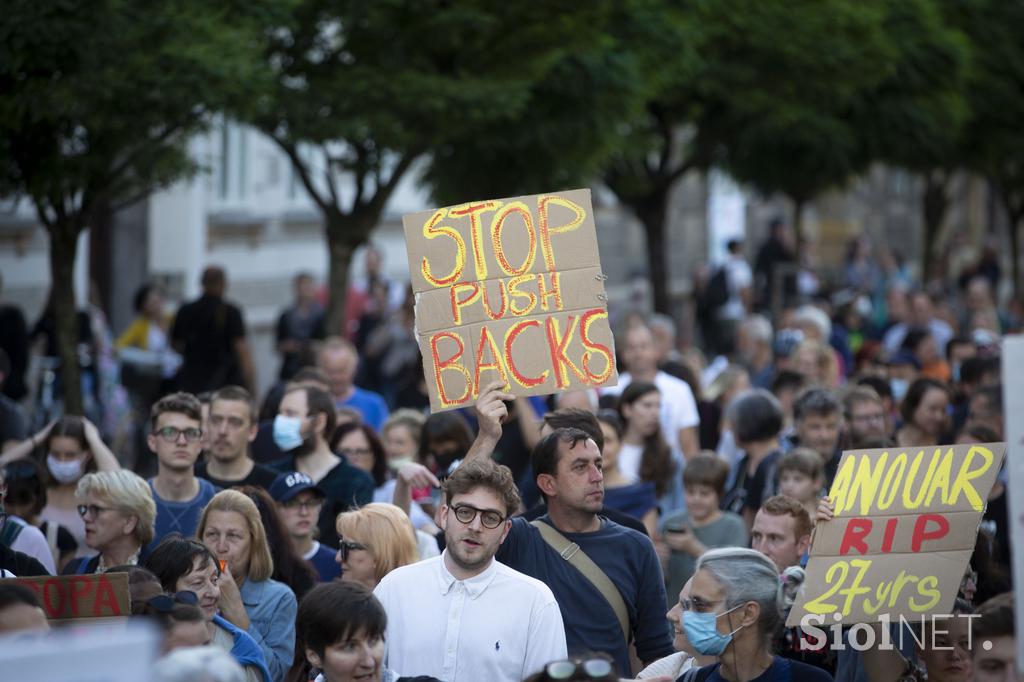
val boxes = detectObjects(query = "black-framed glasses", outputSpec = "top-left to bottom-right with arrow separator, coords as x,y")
77,504 -> 116,519
545,658 -> 614,680
282,497 -> 323,511
146,591 -> 199,613
338,538 -> 368,562
153,426 -> 203,443
450,504 -> 505,529
679,596 -> 724,613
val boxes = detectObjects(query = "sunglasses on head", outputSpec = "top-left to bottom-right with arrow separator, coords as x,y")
545,658 -> 614,680
146,591 -> 199,613
337,538 -> 367,562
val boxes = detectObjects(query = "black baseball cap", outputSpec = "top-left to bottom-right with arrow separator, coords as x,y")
269,472 -> 324,503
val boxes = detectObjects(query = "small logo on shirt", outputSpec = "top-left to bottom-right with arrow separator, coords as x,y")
495,641 -> 500,651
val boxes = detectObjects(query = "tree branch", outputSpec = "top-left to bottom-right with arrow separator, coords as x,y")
322,146 -> 341,210
272,136 -> 330,214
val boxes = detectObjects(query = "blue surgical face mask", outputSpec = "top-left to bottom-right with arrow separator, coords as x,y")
273,415 -> 305,452
890,378 -> 909,403
683,604 -> 745,656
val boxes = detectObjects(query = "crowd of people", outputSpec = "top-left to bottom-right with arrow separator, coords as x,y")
0,223 -> 1020,682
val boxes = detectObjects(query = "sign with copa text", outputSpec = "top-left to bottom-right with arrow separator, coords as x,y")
2,572 -> 131,620
787,443 -> 1005,626
403,189 -> 617,412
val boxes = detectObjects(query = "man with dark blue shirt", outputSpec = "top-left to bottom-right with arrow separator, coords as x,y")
466,382 -> 674,676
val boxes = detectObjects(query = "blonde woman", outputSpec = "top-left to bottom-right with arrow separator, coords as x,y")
335,503 -> 419,589
65,469 -> 155,574
198,490 -> 297,682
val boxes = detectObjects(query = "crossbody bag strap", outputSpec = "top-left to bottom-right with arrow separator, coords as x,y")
531,519 -> 630,642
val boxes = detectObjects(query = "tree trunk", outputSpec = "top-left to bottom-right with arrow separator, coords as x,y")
792,196 -> 806,252
48,221 -> 84,415
922,171 -> 950,282
634,191 -> 671,314
324,214 -> 364,337
89,199 -> 114,318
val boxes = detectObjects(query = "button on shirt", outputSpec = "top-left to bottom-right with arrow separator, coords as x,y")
374,552 -> 567,682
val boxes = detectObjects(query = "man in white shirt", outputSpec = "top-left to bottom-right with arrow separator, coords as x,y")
0,468 -> 55,574
374,458 -> 566,682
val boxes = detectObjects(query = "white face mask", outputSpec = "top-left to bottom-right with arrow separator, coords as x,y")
47,454 -> 84,484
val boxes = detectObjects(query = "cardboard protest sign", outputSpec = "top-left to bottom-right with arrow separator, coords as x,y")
787,443 -> 1005,626
2,572 -> 130,621
403,189 -> 617,412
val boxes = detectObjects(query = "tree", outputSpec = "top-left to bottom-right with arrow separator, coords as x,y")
958,0 -> 1024,297
248,0 -> 614,334
604,0 -> 894,313
0,0 -> 265,413
856,0 -> 969,278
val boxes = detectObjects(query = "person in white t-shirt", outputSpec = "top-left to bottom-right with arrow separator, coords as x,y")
601,324 -> 700,463
374,458 -> 566,682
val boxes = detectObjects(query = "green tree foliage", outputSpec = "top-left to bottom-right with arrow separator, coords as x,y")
0,0 -> 265,412
957,0 -> 1024,297
248,0 -> 613,333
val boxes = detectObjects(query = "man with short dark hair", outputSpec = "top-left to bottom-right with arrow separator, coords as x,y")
375,458 -> 566,682
195,386 -> 277,490
791,388 -> 843,486
270,385 -> 373,543
147,392 -> 219,547
968,384 -> 1004,440
840,385 -> 888,449
170,265 -> 255,393
466,385 -> 673,676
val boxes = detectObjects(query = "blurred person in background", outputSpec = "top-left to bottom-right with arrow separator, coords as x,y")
275,273 -> 325,382
896,378 -> 951,447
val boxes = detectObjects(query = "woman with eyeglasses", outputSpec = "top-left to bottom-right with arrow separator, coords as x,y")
1,415 -> 120,558
335,503 -> 418,590
287,580 -> 441,682
144,534 -> 272,682
666,547 -> 829,682
198,489 -> 298,682
62,469 -> 156,574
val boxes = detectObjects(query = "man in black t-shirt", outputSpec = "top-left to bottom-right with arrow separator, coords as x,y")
195,386 -> 278,491
171,266 -> 255,394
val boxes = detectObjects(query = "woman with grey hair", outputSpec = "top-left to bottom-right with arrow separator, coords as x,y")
672,547 -> 832,682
